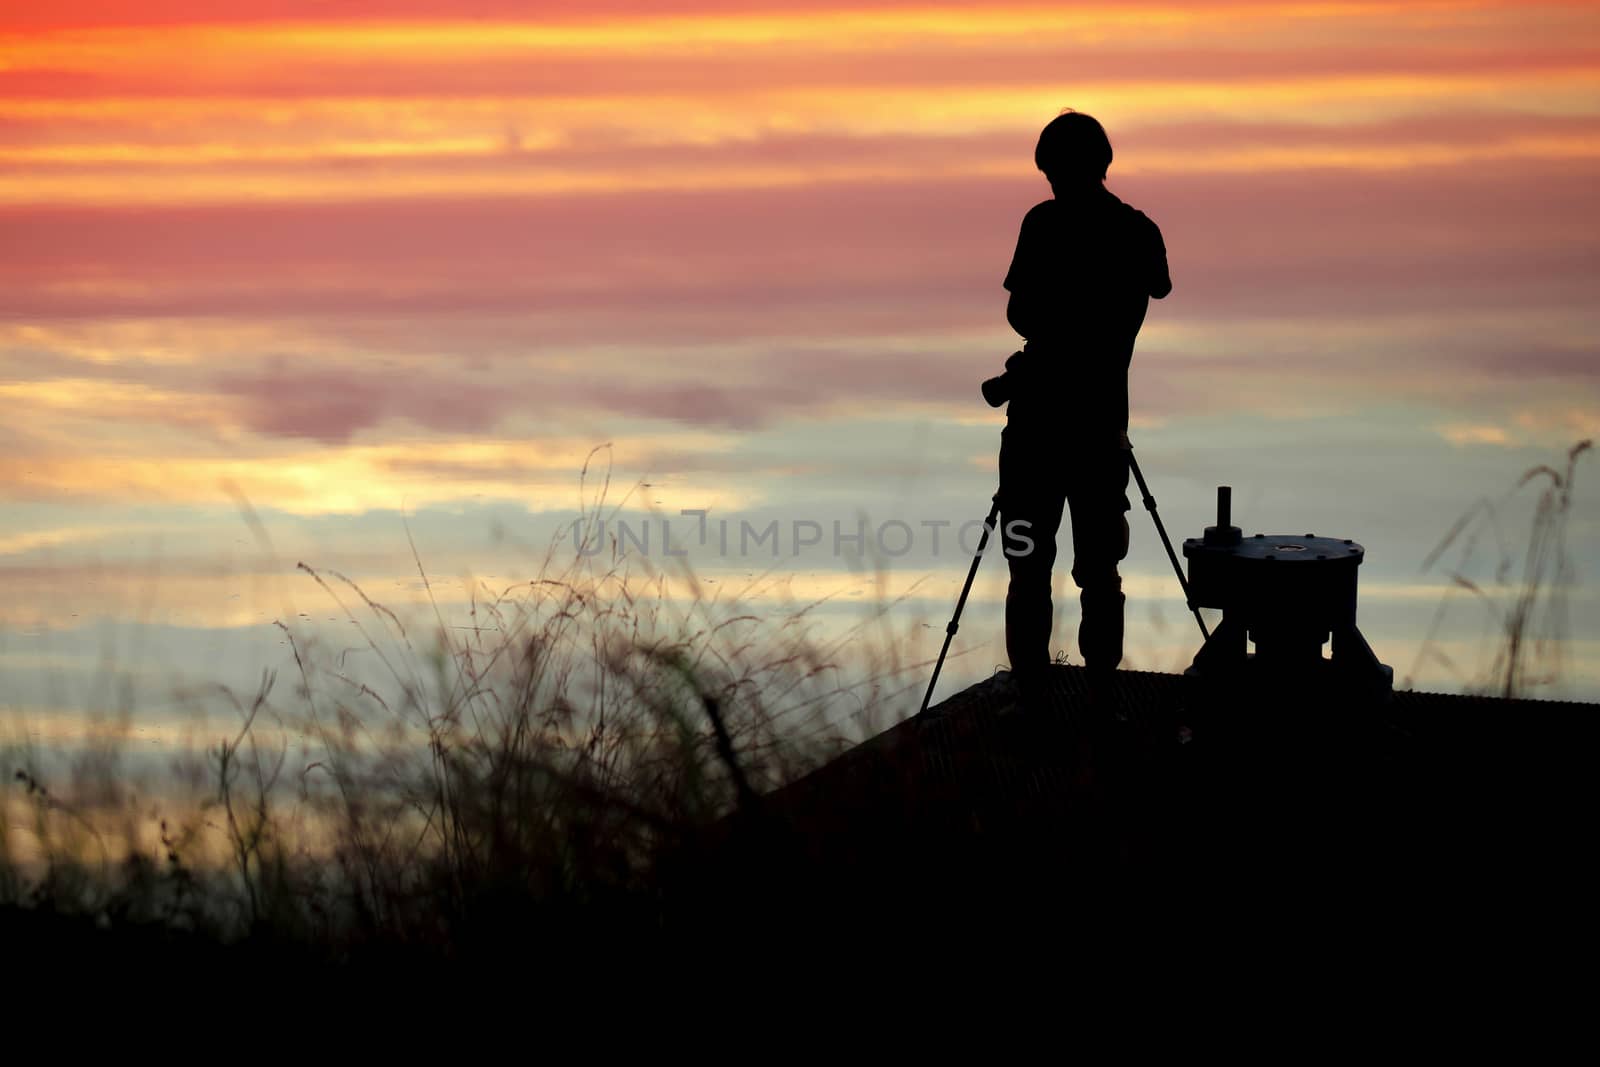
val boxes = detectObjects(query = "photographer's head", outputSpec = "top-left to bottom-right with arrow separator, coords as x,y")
1035,109 -> 1112,193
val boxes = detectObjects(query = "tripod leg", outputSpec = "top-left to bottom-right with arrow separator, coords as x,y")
919,495 -> 1001,715
1127,450 -> 1210,641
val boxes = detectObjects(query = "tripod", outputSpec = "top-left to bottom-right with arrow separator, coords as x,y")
917,445 -> 1208,715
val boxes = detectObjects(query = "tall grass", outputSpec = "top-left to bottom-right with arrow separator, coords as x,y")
0,452 -> 928,957
1406,438 -> 1592,699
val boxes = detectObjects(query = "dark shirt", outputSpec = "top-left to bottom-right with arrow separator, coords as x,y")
1001,187 -> 1170,436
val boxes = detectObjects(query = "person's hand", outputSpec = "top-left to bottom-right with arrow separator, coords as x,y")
1118,431 -> 1132,450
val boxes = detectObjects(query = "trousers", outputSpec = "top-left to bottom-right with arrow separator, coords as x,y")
997,422 -> 1131,675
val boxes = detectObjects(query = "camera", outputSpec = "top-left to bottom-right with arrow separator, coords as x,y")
981,371 -> 1011,408
981,350 -> 1026,408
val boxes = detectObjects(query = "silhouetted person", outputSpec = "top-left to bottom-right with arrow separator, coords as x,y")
985,111 -> 1171,693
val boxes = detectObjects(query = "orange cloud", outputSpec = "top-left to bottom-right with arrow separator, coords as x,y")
1,2 -> 1594,206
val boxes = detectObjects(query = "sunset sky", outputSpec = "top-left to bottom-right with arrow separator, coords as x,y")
2,0 -> 1597,733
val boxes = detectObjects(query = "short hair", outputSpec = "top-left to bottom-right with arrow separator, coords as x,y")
1035,110 -> 1113,183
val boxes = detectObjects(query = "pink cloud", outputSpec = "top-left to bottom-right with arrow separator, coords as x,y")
4,156 -> 1595,330
212,360 -> 513,443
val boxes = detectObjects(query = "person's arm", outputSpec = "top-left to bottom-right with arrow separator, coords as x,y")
1006,290 -> 1046,339
1144,214 -> 1172,299
1002,204 -> 1048,340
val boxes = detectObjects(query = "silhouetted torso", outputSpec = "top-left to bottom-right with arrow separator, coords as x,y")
1002,187 -> 1170,437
